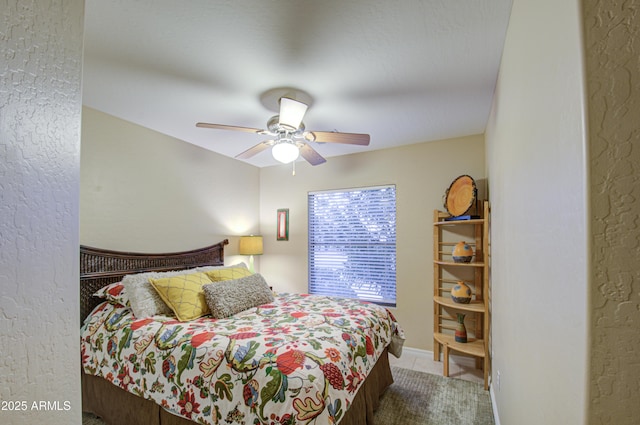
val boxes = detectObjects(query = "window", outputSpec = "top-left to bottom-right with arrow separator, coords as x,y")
308,185 -> 396,307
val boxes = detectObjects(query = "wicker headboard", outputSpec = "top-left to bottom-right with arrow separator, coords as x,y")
80,239 -> 229,323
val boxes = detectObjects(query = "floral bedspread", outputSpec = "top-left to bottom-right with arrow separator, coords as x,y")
81,293 -> 403,425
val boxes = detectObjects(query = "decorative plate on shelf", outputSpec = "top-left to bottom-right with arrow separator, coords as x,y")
444,175 -> 477,217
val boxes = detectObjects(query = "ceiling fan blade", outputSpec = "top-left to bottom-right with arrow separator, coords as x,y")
306,131 -> 370,146
235,141 -> 273,159
299,144 -> 327,166
196,122 -> 265,134
278,97 -> 308,130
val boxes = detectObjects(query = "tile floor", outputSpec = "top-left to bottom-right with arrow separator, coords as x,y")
389,347 -> 485,385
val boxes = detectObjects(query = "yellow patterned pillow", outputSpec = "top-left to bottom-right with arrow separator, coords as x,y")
149,272 -> 213,321
204,267 -> 253,282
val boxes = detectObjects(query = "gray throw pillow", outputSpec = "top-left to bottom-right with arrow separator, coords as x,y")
203,273 -> 274,319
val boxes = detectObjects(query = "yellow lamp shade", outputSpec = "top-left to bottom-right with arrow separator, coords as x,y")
239,235 -> 263,255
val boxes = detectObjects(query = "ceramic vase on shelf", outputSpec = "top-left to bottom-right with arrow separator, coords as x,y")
452,241 -> 474,263
455,313 -> 467,343
451,281 -> 472,304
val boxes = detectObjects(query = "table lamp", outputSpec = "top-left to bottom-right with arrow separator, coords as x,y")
239,235 -> 263,272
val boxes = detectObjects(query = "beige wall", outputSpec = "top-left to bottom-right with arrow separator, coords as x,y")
583,1 -> 640,423
485,0 -> 589,423
259,135 -> 485,350
1,1 -> 83,424
81,107 -> 261,265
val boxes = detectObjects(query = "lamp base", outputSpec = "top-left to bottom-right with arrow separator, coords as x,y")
248,255 -> 255,273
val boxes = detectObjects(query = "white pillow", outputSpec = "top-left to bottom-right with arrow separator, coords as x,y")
123,263 -> 248,318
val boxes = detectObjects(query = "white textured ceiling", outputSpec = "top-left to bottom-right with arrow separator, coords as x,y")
83,0 -> 513,167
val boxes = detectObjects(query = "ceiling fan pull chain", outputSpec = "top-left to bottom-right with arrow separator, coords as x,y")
292,160 -> 296,176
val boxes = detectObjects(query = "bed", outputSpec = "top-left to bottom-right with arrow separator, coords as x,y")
80,240 -> 404,425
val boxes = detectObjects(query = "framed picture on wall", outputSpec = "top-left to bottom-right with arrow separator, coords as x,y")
277,208 -> 289,241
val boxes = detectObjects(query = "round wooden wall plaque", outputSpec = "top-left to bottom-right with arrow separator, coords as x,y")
444,175 -> 477,217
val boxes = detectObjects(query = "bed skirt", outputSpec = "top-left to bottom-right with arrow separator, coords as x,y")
82,348 -> 393,425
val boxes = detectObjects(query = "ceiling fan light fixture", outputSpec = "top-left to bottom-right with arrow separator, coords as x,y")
278,97 -> 308,131
272,141 -> 299,164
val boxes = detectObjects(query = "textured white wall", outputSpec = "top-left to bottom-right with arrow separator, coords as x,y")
485,0 -> 588,423
0,1 -> 83,424
583,1 -> 640,423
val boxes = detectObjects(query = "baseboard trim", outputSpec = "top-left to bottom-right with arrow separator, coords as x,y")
490,384 -> 501,425
400,345 -> 432,358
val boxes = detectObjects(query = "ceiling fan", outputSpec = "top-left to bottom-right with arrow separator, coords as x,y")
196,95 -> 370,166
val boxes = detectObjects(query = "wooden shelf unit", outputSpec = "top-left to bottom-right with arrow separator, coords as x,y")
433,200 -> 490,390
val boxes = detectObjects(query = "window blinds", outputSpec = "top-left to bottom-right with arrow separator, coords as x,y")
308,185 -> 396,306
